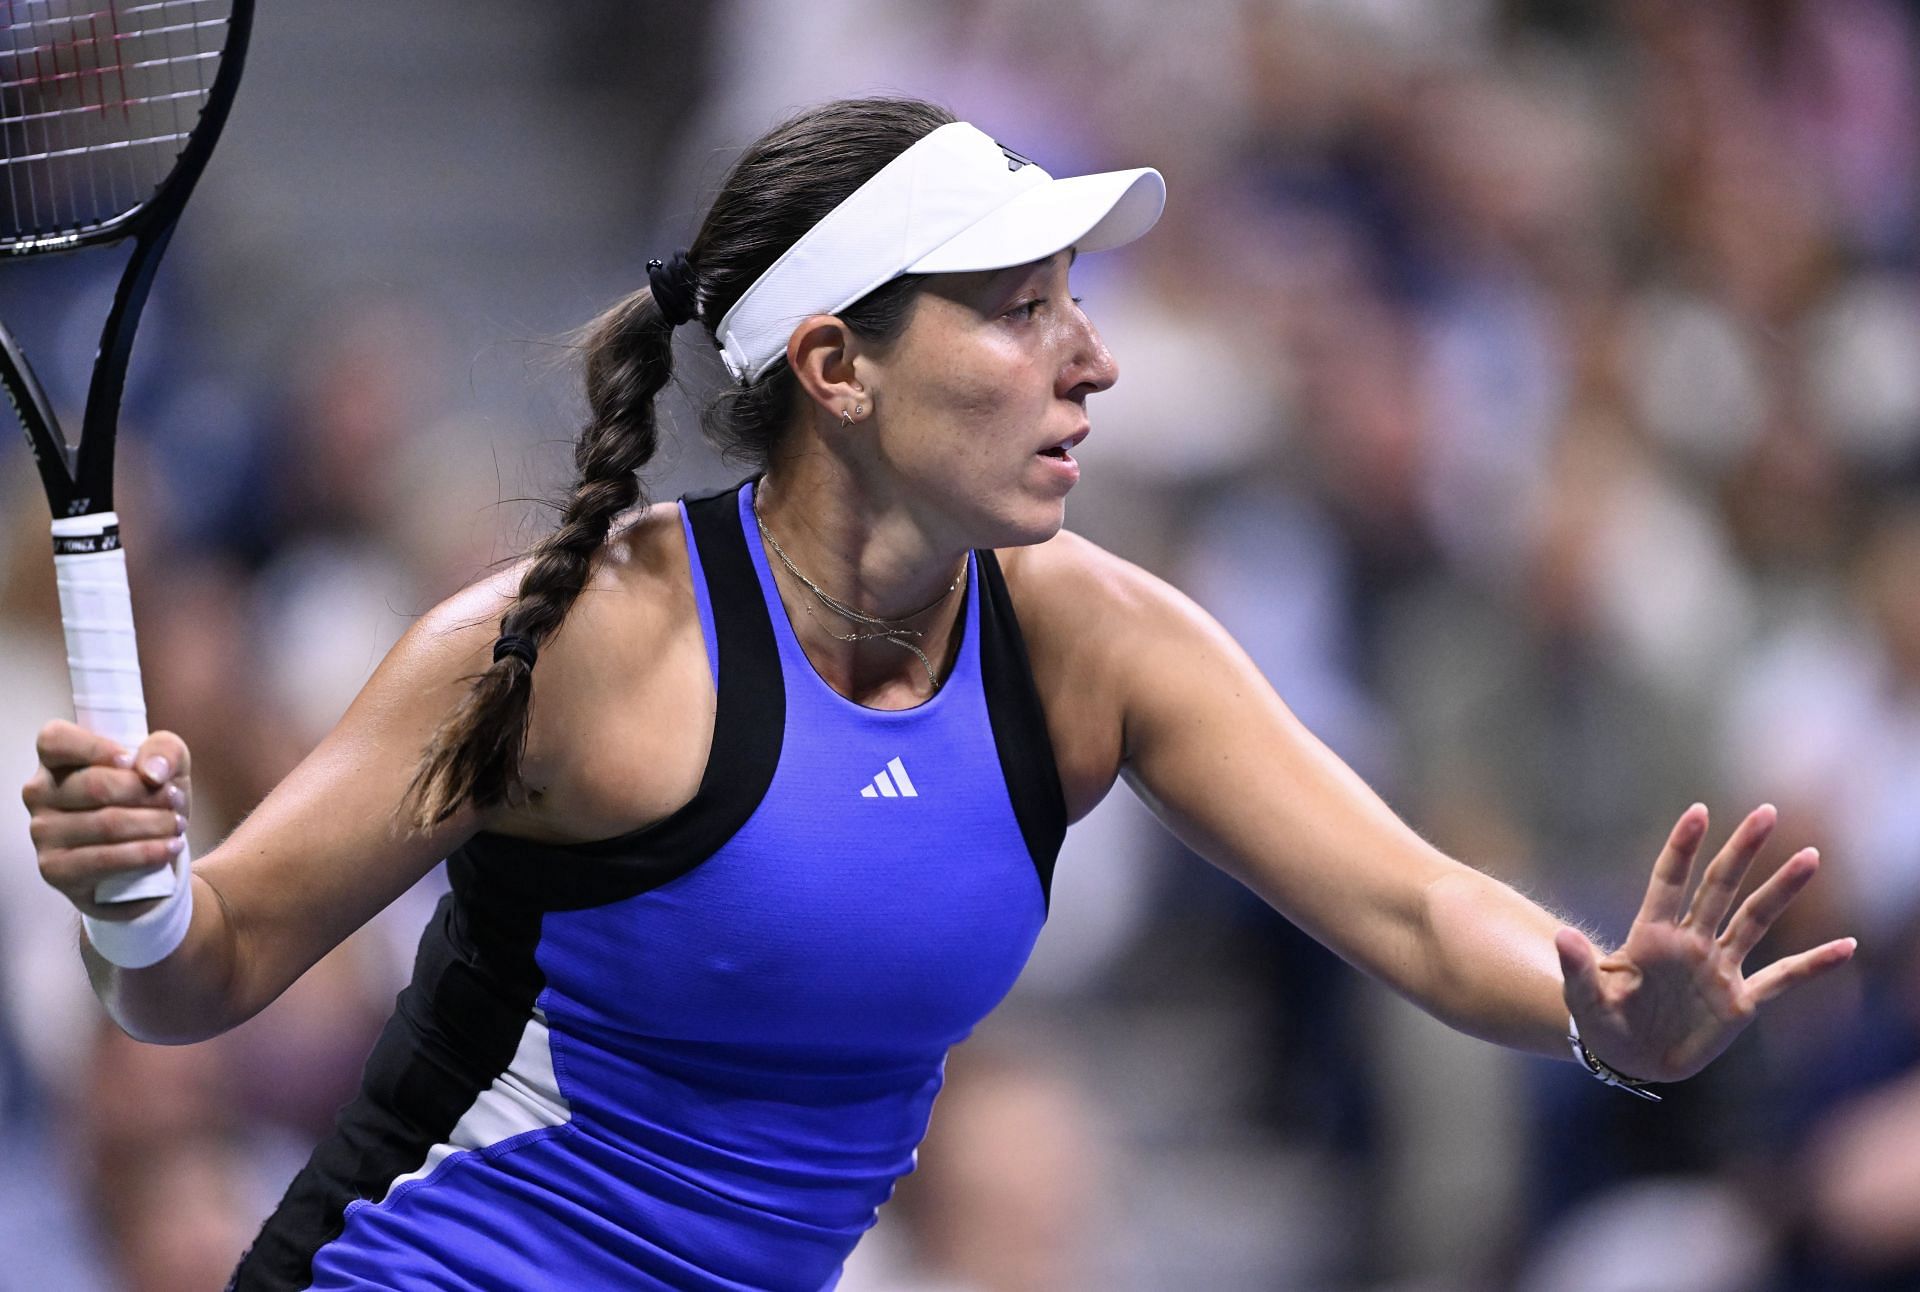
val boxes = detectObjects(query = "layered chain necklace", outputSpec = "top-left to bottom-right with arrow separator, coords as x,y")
752,489 -> 967,692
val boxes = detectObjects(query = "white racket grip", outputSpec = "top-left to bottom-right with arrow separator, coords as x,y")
51,512 -> 183,905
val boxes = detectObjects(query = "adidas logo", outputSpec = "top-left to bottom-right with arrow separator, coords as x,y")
859,757 -> 919,799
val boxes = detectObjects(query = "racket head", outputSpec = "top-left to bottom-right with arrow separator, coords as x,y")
0,0 -> 253,515
1,0 -> 255,255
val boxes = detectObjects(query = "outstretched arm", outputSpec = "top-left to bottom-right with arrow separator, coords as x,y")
1099,549 -> 1852,1079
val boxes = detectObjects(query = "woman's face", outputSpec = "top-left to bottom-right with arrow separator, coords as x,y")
854,249 -> 1119,549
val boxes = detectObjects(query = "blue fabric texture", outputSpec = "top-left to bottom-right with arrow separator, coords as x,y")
302,483 -> 1049,1290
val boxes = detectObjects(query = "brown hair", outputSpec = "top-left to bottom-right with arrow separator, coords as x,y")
402,97 -> 958,830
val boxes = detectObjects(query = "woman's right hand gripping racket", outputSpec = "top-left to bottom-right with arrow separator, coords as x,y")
2,0 -> 253,917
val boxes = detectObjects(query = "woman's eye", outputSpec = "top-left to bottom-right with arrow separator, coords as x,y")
1009,296 -> 1084,320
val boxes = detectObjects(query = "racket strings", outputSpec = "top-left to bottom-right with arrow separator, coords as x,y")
0,0 -> 231,242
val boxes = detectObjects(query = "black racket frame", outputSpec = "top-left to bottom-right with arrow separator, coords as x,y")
0,0 -> 254,518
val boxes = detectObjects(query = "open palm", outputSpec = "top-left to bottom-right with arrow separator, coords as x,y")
1554,803 -> 1857,1085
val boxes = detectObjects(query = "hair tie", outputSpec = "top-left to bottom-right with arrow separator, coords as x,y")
646,251 -> 698,327
492,633 -> 538,668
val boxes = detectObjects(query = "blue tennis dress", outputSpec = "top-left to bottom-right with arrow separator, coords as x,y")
232,481 -> 1066,1291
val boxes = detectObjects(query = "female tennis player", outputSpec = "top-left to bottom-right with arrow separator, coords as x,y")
24,97 -> 1855,1291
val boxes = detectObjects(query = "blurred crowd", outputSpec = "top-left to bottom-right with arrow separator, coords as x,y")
3,1 -> 1919,1288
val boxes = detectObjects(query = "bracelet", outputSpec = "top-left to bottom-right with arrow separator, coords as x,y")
82,856 -> 194,969
1568,1015 -> 1661,1102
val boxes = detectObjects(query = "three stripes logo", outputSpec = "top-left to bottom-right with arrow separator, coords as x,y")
859,757 -> 919,799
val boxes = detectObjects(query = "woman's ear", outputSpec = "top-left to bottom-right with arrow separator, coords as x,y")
787,314 -> 867,426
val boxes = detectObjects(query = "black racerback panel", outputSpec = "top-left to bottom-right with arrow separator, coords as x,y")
975,548 -> 1067,910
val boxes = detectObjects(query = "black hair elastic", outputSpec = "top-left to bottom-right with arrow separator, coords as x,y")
646,251 -> 698,327
492,633 -> 538,668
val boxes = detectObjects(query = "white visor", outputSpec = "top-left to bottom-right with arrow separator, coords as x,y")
715,121 -> 1165,383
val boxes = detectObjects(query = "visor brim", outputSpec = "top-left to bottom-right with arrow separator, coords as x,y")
904,167 -> 1165,275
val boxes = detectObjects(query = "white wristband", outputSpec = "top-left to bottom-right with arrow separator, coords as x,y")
82,855 -> 194,969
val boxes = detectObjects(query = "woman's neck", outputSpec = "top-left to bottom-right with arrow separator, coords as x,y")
752,465 -> 971,705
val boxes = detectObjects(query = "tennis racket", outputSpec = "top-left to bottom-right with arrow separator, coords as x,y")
1,0 -> 252,902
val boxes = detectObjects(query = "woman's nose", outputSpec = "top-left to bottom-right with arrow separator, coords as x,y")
1065,311 -> 1119,396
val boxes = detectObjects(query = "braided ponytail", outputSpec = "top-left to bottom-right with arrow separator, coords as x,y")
403,96 -> 958,832
403,285 -> 679,829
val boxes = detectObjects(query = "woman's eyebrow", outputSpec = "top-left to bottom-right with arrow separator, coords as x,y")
979,265 -> 1039,297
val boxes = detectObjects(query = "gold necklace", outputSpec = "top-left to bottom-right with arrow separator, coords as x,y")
752,489 -> 966,692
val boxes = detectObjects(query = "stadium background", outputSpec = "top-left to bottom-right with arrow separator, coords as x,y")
3,1 -> 1918,1288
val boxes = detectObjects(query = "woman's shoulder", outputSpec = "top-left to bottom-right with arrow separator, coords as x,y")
409,500 -> 714,841
991,525 -> 1228,727
556,499 -> 701,652
407,500 -> 693,673
988,529 -> 1180,817
991,527 -> 1183,641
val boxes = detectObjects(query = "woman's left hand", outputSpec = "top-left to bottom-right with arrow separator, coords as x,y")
1553,802 -> 1857,1085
